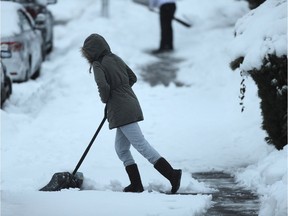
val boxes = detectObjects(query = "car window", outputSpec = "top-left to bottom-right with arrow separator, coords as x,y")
18,10 -> 33,31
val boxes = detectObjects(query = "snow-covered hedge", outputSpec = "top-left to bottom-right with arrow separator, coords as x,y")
231,0 -> 286,72
230,0 -> 287,150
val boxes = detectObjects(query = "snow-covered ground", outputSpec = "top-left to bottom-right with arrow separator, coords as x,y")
1,0 -> 287,215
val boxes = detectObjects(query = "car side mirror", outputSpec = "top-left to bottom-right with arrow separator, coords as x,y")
35,13 -> 46,30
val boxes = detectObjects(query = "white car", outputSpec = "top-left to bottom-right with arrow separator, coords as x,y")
9,0 -> 58,55
0,1 -> 43,82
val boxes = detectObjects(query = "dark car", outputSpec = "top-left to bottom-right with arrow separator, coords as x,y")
5,0 -> 57,55
1,61 -> 12,107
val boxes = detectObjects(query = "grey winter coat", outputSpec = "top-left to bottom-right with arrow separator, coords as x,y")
82,34 -> 144,129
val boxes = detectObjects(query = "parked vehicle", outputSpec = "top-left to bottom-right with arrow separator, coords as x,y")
7,0 -> 58,54
1,61 -> 12,107
0,1 -> 43,82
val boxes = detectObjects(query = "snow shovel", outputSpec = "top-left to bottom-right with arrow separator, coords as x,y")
133,0 -> 192,28
40,107 -> 107,191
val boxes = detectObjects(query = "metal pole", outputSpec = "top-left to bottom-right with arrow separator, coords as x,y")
101,0 -> 109,18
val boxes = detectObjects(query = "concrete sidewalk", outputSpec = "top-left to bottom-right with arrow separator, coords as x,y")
193,171 -> 259,216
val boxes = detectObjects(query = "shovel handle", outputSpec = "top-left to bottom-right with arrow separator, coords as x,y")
133,0 -> 192,28
72,106 -> 107,175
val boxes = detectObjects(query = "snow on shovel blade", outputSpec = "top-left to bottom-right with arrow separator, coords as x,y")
40,172 -> 84,191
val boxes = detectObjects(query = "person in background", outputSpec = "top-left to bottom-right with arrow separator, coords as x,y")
149,0 -> 176,54
81,33 -> 182,193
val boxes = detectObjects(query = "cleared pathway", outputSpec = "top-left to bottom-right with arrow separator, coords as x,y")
141,56 -> 260,216
193,171 -> 259,216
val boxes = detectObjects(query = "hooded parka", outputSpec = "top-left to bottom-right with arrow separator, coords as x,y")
82,34 -> 144,129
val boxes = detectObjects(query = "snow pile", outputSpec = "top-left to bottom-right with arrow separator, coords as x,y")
2,190 -> 212,216
230,0 -> 287,71
177,0 -> 249,29
236,146 -> 287,216
49,0 -> 96,23
1,2 -> 26,37
229,1 -> 288,214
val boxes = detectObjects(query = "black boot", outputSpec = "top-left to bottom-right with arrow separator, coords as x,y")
123,164 -> 144,193
154,157 -> 182,194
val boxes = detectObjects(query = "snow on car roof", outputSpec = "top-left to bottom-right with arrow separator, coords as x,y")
1,2 -> 27,37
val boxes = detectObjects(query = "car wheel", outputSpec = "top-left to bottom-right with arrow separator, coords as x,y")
31,66 -> 41,80
5,76 -> 12,96
46,41 -> 53,54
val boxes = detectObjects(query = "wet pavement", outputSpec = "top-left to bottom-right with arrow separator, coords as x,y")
192,171 -> 260,216
140,52 -> 186,87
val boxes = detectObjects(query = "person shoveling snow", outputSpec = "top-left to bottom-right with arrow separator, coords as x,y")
40,33 -> 182,194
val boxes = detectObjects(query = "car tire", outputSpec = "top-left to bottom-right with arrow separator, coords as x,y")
5,76 -> 12,96
31,66 -> 41,80
47,41 -> 53,54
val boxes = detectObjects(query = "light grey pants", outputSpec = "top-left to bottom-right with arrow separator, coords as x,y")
115,122 -> 161,167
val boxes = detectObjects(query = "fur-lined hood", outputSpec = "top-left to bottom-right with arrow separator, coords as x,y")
81,34 -> 111,64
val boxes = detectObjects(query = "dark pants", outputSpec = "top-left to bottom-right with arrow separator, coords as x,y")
159,3 -> 176,50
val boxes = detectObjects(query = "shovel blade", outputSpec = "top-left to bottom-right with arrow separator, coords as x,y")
40,172 -> 84,191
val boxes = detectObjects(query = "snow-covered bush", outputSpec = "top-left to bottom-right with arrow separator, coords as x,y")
230,0 -> 287,150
